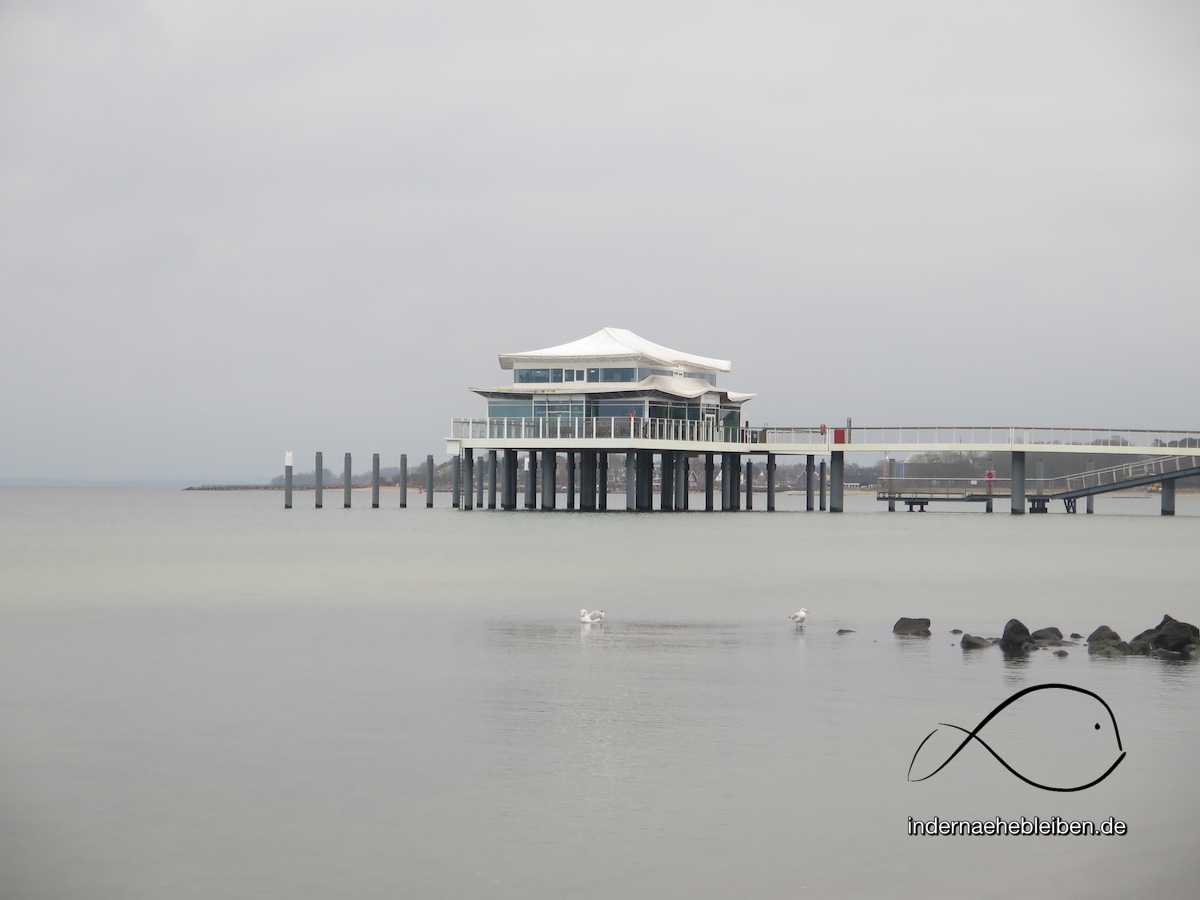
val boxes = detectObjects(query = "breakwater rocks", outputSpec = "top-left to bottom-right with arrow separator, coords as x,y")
945,614 -> 1199,661
893,617 -> 932,636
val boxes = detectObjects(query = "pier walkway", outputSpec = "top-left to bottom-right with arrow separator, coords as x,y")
441,419 -> 1199,515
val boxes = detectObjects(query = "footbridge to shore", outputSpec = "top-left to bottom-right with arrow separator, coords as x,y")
443,420 -> 1200,515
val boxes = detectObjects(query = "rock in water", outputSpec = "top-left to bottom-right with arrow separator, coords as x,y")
960,634 -> 991,650
893,617 -> 932,636
1000,619 -> 1034,653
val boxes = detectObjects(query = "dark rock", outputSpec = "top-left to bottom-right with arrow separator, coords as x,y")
960,634 -> 991,650
1000,619 -> 1035,653
950,629 -> 963,635
1087,625 -> 1122,645
837,629 -> 856,635
1149,615 -> 1200,653
1030,627 -> 1063,642
1151,648 -> 1185,661
1069,633 -> 1083,640
893,617 -> 931,637
1088,640 -> 1132,657
1128,639 -> 1154,656
1053,650 -> 1069,658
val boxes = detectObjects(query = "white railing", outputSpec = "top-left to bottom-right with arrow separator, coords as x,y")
450,418 -> 1200,452
1057,455 -> 1200,492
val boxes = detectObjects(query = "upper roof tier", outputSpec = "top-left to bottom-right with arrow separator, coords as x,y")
498,327 -> 732,374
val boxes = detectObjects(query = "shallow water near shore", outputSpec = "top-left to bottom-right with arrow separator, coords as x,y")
2,488 -> 1198,898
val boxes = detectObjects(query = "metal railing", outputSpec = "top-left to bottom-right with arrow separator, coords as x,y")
450,418 -> 1200,452
1057,455 -> 1200,492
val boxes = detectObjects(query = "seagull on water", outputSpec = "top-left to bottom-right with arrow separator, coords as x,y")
580,609 -> 605,624
789,609 -> 808,627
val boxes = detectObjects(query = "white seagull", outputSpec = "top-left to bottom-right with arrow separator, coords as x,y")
580,609 -> 605,624
789,609 -> 808,627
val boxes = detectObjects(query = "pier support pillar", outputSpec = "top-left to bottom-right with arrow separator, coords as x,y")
661,451 -> 675,511
344,453 -> 353,509
745,459 -> 753,510
1161,479 -> 1176,516
675,453 -> 688,511
541,450 -> 555,510
487,451 -> 497,510
636,451 -> 654,511
451,455 -> 461,509
1010,451 -> 1026,515
566,453 -> 576,509
1086,461 -> 1095,514
524,452 -> 537,509
766,454 -> 776,511
400,454 -> 408,508
819,460 -> 827,511
476,454 -> 485,509
626,452 -> 636,511
806,455 -> 815,511
598,453 -> 608,511
720,454 -> 731,511
502,449 -> 517,510
426,455 -> 434,508
372,453 -> 380,509
463,453 -> 474,511
731,454 -> 742,510
581,451 -> 597,511
315,451 -> 323,509
830,451 -> 844,513
705,453 -> 715,511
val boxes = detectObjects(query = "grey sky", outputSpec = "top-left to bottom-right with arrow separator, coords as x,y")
2,1 -> 1197,483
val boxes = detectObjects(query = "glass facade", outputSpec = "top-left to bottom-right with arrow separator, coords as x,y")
512,366 -> 714,385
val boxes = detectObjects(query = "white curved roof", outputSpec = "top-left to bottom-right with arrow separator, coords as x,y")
499,327 -> 732,373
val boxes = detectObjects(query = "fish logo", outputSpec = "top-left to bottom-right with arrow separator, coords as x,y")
908,684 -> 1126,792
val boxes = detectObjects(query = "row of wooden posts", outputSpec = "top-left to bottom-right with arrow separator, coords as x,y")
282,450 -> 838,511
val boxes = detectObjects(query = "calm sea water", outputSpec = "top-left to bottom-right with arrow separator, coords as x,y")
2,488 -> 1198,899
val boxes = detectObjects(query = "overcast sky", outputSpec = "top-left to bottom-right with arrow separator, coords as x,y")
2,1 -> 1197,483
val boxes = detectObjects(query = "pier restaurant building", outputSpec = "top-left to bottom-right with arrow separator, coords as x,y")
470,327 -> 755,432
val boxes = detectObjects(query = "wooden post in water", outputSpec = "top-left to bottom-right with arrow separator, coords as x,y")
426,454 -> 434,508
284,450 -> 293,509
344,453 -> 352,508
372,453 -> 380,509
399,454 -> 407,508
315,451 -> 323,509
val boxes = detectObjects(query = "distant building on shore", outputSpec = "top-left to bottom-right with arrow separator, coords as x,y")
470,327 -> 756,430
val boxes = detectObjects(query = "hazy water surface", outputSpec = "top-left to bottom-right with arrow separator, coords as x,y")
2,488 -> 1198,898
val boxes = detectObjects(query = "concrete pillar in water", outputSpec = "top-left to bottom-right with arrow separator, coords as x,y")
626,452 -> 636,511
581,451 -> 597,511
598,453 -> 608,511
284,451 -> 293,509
886,458 -> 896,512
1010,450 -> 1026,515
745,459 -> 753,510
426,455 -> 434,508
488,451 -> 497,510
451,455 -> 461,509
566,453 -> 576,510
315,451 -> 323,509
675,453 -> 688,511
766,454 -> 776,512
720,454 -> 730,511
636,450 -> 653,511
399,454 -> 407,509
661,451 -> 675,512
372,453 -> 380,509
819,460 -> 827,511
829,451 -> 844,513
806,455 -> 815,511
344,453 -> 352,509
525,452 -> 537,509
463,452 -> 474,511
541,450 -> 555,510
1086,460 -> 1095,514
705,453 -> 715,511
1161,479 -> 1176,516
502,449 -> 517,510
731,454 -> 742,511
476,454 -> 485,509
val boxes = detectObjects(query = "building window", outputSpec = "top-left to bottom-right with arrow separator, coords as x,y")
514,369 -> 550,383
586,368 -> 600,382
601,367 -> 636,382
